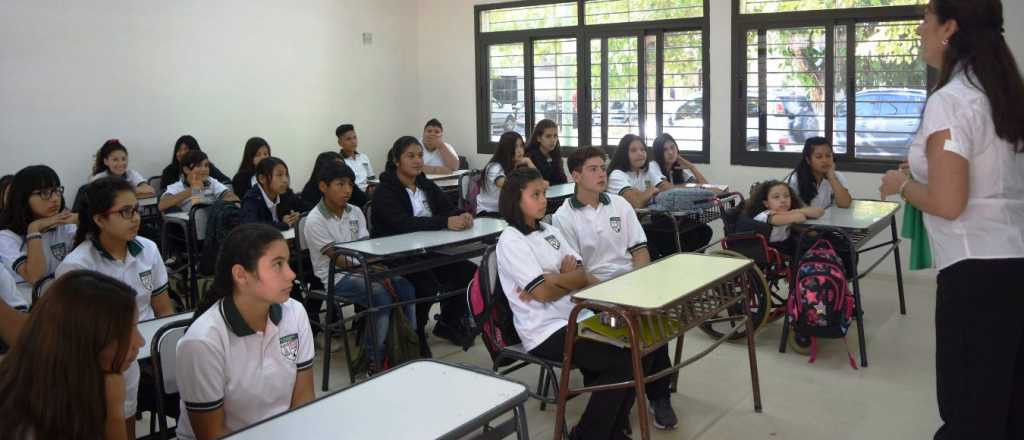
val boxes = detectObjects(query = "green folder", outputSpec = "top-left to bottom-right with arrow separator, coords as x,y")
577,314 -> 682,349
900,203 -> 933,270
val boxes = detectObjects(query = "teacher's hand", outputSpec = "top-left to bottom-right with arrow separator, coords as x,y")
879,170 -> 908,199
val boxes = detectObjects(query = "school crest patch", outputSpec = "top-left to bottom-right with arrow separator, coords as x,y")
139,270 -> 154,291
609,216 -> 622,233
279,333 -> 299,362
50,243 -> 67,261
545,235 -> 560,250
349,219 -> 360,237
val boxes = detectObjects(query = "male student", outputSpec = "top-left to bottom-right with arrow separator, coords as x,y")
421,118 -> 460,174
552,146 -> 679,430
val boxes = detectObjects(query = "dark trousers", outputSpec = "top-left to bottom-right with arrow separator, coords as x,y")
530,327 -> 672,439
645,219 -> 713,260
401,258 -> 477,332
934,258 -> 1024,440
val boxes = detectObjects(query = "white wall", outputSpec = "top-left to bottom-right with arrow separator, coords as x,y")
0,0 -> 421,191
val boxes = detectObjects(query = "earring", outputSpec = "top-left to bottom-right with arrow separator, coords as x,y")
942,39 -> 949,46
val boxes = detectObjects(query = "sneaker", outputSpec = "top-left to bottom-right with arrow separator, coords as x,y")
417,329 -> 433,358
648,398 -> 678,430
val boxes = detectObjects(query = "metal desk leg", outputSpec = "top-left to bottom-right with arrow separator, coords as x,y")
554,307 -> 583,440
851,275 -> 868,367
670,334 -> 684,393
743,272 -> 764,412
625,316 -> 652,440
890,217 -> 907,315
514,403 -> 530,440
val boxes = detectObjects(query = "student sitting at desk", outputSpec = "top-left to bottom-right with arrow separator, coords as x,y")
56,177 -> 175,438
371,136 -> 477,356
302,152 -> 369,210
240,157 -> 301,231
0,270 -> 145,440
159,151 -> 239,213
336,124 -> 376,193
477,131 -> 534,217
786,137 -> 852,209
421,118 -> 460,174
91,139 -> 156,198
231,137 -> 271,197
176,224 -> 314,440
525,119 -> 568,184
159,135 -> 230,193
746,180 -> 824,257
652,133 -> 711,187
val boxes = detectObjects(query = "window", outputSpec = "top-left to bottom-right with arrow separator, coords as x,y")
732,0 -> 929,172
476,0 -> 709,162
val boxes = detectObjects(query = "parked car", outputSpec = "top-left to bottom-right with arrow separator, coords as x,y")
667,93 -> 808,151
490,98 -> 525,136
834,88 -> 927,158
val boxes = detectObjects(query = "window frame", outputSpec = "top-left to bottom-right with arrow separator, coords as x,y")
730,1 -> 931,173
475,0 -> 711,163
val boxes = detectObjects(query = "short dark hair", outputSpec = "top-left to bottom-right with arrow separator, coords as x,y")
317,161 -> 356,187
567,146 -> 607,174
499,167 -> 545,235
180,150 -> 209,173
424,118 -> 443,131
335,124 -> 355,138
255,156 -> 288,186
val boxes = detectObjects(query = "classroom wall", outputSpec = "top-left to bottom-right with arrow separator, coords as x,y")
0,0 -> 421,193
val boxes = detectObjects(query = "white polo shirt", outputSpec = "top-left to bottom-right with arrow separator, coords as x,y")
0,266 -> 24,310
553,193 -> 647,282
0,224 -> 76,306
753,211 -> 791,243
343,152 -> 375,191
496,223 -> 582,352
91,169 -> 147,188
422,142 -> 458,168
475,162 -> 506,214
257,184 -> 280,223
162,178 -> 230,212
786,171 -> 848,209
607,164 -> 667,196
303,201 -> 369,288
407,187 -> 433,218
176,297 -> 314,440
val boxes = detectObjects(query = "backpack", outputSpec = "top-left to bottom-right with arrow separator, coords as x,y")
787,238 -> 858,369
466,250 -> 521,367
648,187 -> 715,212
198,199 -> 243,276
460,170 -> 482,214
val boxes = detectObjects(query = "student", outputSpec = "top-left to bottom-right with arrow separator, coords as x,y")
301,152 -> 369,209
786,137 -> 852,209
420,118 -> 460,174
175,223 -> 314,440
336,124 -> 376,192
240,157 -> 301,231
0,270 -> 144,440
477,131 -> 534,217
159,135 -> 230,192
232,137 -> 271,196
159,150 -> 238,213
0,174 -> 13,212
55,177 -> 175,435
371,136 -> 477,355
90,139 -> 156,198
303,161 -> 417,369
551,147 -> 678,430
496,167 -> 663,438
652,133 -> 710,186
745,180 -> 824,256
525,119 -> 568,184
0,165 -> 77,306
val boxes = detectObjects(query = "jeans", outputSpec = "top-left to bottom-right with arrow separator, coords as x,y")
334,273 -> 417,361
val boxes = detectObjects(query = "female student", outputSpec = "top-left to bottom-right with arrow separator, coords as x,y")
525,119 -> 568,184
158,150 -> 239,213
159,135 -> 230,192
496,167 -> 667,439
476,131 -> 534,217
90,139 -> 156,198
303,161 -> 417,370
301,152 -> 369,209
336,124 -> 376,192
371,136 -> 477,355
0,174 -> 13,212
56,177 -> 175,435
0,165 -> 77,306
652,133 -> 710,186
878,1 -> 1024,437
175,223 -> 315,440
745,180 -> 824,256
232,137 -> 271,196
0,270 -> 145,440
787,137 -> 852,209
240,157 -> 301,231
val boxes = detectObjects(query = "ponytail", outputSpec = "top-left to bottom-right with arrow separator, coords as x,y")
193,223 -> 286,319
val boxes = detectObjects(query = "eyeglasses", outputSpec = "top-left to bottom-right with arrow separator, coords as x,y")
104,204 -> 142,220
30,186 -> 64,200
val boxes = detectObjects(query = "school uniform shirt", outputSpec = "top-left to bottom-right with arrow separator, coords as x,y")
907,68 -> 1024,270
407,187 -> 433,218
0,224 -> 76,306
421,142 -> 458,169
786,171 -> 849,209
475,162 -> 506,215
162,178 -> 230,212
304,201 -> 369,288
552,193 -> 647,282
175,297 -> 314,440
343,152 -> 375,191
607,164 -> 667,197
91,169 -> 147,188
55,236 -> 169,417
496,223 -> 582,352
0,266 -> 24,311
753,210 -> 791,243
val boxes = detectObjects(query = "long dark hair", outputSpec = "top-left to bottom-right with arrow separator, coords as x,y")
0,270 -> 137,440
304,152 -> 344,195
932,0 -> 1024,152
608,134 -> 647,174
484,132 -> 524,193
0,166 -> 66,236
0,174 -> 14,211
179,150 -> 209,179
236,137 -> 270,178
92,139 -> 129,176
791,137 -> 831,206
385,136 -> 423,174
73,177 -> 135,247
526,119 -> 563,168
499,167 -> 545,235
651,133 -> 677,179
169,135 -> 201,171
744,180 -> 804,218
194,223 -> 286,319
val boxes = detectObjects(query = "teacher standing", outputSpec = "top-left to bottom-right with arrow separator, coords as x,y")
880,1 -> 1024,439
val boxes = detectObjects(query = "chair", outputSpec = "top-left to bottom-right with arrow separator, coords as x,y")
161,203 -> 212,310
150,318 -> 191,440
147,175 -> 162,191
458,155 -> 470,170
29,273 -> 55,310
457,169 -> 481,212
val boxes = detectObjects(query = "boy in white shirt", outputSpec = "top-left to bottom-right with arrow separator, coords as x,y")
421,118 -> 460,174
336,124 -> 375,192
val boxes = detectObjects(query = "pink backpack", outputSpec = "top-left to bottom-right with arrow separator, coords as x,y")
787,239 -> 857,369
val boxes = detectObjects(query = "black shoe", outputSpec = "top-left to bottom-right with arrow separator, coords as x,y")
417,329 -> 433,358
648,398 -> 678,430
432,320 -> 475,349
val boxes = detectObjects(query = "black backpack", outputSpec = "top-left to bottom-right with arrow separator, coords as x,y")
198,199 -> 243,275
